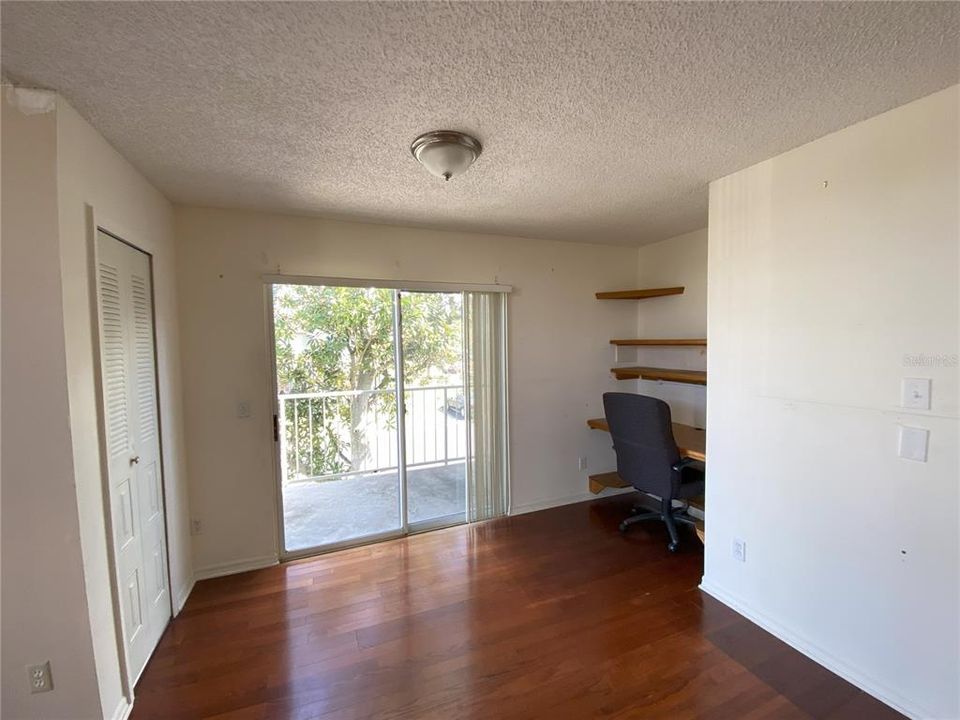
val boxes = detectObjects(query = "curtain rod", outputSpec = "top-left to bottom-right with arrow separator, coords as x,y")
262,273 -> 512,293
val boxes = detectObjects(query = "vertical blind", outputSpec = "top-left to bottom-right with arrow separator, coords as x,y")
463,292 -> 511,522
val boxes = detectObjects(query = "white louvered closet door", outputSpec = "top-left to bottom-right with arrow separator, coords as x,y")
96,231 -> 170,683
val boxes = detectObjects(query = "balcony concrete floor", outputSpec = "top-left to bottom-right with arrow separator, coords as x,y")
282,461 -> 466,551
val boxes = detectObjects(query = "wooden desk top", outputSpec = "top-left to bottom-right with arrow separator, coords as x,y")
586,418 -> 706,462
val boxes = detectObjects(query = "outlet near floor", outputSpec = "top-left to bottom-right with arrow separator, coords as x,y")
27,661 -> 52,694
732,537 -> 747,563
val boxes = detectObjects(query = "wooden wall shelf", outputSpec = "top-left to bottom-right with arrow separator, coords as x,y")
587,476 -> 706,513
610,338 -> 706,347
611,366 -> 707,385
595,287 -> 684,300
587,418 -> 706,463
588,471 -> 630,494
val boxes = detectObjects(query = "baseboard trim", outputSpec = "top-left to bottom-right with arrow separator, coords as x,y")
510,487 -> 633,516
699,578 -> 932,720
193,554 -> 279,581
108,696 -> 132,720
174,578 -> 195,615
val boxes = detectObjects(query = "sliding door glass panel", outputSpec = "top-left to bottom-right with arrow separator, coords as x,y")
400,291 -> 467,528
273,284 -> 401,552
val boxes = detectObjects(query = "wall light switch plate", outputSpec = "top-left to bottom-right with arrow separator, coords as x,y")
237,401 -> 251,419
901,378 -> 931,410
898,426 -> 929,463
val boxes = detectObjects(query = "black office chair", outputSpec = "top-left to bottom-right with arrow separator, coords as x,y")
602,392 -> 705,552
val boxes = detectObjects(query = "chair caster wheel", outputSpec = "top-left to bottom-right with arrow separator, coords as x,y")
668,542 -> 679,553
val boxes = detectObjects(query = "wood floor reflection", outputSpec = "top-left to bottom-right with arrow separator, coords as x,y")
131,495 -> 903,719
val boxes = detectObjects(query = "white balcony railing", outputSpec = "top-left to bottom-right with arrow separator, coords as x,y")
278,385 -> 466,484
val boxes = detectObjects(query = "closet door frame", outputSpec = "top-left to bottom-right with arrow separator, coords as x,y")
88,211 -> 174,704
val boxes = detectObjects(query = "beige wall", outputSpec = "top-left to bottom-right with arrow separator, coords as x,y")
1,91 -> 103,719
174,207 -> 640,574
704,85 -> 959,718
629,228 -> 708,427
56,99 -> 193,719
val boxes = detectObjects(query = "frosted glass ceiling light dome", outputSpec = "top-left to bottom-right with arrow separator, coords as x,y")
411,130 -> 482,181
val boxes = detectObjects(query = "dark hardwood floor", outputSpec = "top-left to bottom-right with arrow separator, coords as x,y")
132,495 -> 903,719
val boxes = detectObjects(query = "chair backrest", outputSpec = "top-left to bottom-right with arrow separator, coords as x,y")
602,392 -> 680,499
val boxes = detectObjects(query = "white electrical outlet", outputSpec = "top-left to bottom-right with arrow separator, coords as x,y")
237,400 -> 252,418
901,378 -> 931,410
732,537 -> 747,563
578,456 -> 588,471
191,519 -> 203,535
27,662 -> 53,694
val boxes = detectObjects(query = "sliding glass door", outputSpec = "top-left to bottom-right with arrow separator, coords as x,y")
270,283 -> 469,556
401,291 -> 467,530
272,284 -> 403,553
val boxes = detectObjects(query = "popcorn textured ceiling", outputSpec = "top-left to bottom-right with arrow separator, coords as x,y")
2,1 -> 958,246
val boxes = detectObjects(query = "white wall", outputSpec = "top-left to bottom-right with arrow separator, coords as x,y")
1,90 -> 193,719
630,228 -> 708,427
56,99 -> 193,719
1,91 -> 102,720
173,207 -> 639,574
703,85 -> 959,719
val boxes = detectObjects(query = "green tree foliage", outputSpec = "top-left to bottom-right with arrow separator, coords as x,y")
274,285 -> 462,480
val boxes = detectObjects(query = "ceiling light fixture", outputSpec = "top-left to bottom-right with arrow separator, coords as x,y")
410,130 -> 482,181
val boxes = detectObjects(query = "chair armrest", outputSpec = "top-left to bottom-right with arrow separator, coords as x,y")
672,457 -> 705,474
